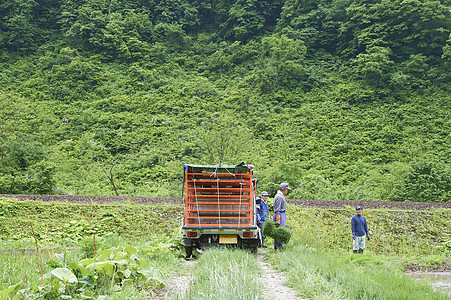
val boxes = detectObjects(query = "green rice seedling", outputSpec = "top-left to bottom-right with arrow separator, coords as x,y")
262,221 -> 292,244
262,220 -> 275,237
175,248 -> 265,300
266,242 -> 450,300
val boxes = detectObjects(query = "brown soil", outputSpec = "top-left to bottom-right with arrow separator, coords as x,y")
2,194 -> 450,210
152,260 -> 195,299
257,248 -> 303,300
151,250 -> 303,300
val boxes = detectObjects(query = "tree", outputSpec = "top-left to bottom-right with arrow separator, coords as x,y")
0,0 -> 41,51
356,46 -> 393,87
198,113 -> 254,165
0,136 -> 55,194
346,0 -> 450,59
218,0 -> 283,41
390,158 -> 451,202
260,34 -> 307,84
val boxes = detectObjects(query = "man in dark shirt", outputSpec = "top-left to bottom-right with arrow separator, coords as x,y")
257,191 -> 270,247
351,206 -> 370,253
273,183 -> 290,249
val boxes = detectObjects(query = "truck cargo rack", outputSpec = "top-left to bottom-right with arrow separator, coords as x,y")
183,164 -> 255,228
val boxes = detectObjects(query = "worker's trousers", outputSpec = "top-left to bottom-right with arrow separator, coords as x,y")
273,212 -> 287,248
353,235 -> 365,251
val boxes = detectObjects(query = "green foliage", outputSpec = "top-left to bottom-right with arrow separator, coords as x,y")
0,0 -> 449,200
0,137 -> 55,194
0,199 -> 183,242
442,239 -> 451,256
390,158 -> 451,202
181,248 -> 264,300
288,206 -> 451,256
0,228 -> 185,298
0,283 -> 21,300
266,243 -> 449,299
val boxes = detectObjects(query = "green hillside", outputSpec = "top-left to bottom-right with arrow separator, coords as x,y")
0,0 -> 450,201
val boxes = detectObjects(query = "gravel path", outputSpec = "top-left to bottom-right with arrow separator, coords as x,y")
257,249 -> 302,300
150,250 -> 302,300
152,260 -> 195,299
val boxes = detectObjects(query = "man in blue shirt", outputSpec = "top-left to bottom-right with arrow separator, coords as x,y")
257,191 -> 270,247
351,206 -> 370,253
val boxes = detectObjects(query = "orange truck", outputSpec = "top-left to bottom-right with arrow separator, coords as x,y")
182,163 -> 259,257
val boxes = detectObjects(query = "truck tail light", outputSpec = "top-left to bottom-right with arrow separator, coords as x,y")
243,232 -> 253,237
187,232 -> 197,237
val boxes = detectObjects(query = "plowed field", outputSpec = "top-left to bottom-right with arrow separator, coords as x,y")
1,194 -> 450,210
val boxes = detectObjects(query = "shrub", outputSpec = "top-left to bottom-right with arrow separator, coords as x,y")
390,157 -> 451,202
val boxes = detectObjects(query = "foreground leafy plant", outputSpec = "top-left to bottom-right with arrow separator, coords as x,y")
3,243 -> 178,299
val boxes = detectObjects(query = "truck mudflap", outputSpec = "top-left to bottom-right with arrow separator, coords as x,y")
183,233 -> 259,258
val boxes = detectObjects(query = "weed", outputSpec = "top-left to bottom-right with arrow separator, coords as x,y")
176,248 -> 264,300
266,242 -> 449,299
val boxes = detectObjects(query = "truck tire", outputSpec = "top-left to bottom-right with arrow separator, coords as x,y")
250,245 -> 258,254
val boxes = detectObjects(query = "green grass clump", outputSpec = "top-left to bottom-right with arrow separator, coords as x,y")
263,221 -> 292,244
0,199 -> 183,243
177,248 -> 264,300
266,242 -> 449,300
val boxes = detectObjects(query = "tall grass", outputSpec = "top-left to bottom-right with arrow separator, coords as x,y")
0,235 -> 184,298
288,206 -> 451,258
266,242 -> 450,300
175,248 -> 265,300
0,250 -> 80,289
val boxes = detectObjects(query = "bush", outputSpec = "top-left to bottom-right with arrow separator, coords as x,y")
390,158 -> 451,202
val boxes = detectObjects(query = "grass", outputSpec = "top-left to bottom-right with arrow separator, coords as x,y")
0,233 -> 185,298
1,198 -> 450,298
265,242 -> 450,299
0,199 -> 183,243
287,205 -> 451,258
174,248 -> 265,300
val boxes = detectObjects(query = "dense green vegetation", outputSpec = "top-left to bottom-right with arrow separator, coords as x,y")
1,198 -> 449,259
1,199 -> 450,298
0,199 -> 182,243
179,248 -> 263,300
0,0 -> 450,201
266,243 -> 450,299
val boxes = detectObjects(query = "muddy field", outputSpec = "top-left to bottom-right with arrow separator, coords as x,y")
1,194 -> 450,210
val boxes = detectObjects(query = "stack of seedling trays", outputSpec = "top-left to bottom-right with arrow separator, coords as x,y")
262,221 -> 292,244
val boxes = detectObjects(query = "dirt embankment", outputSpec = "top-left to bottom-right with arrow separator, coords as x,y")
0,194 -> 183,205
1,194 -> 450,210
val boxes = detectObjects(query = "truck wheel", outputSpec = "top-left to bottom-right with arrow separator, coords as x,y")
185,246 -> 193,258
250,245 -> 258,254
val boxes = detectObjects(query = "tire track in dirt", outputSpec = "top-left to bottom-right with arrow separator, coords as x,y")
152,251 -> 303,300
152,260 -> 196,299
257,249 -> 303,300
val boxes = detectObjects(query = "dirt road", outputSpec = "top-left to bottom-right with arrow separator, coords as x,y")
257,249 -> 302,300
151,250 -> 302,300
